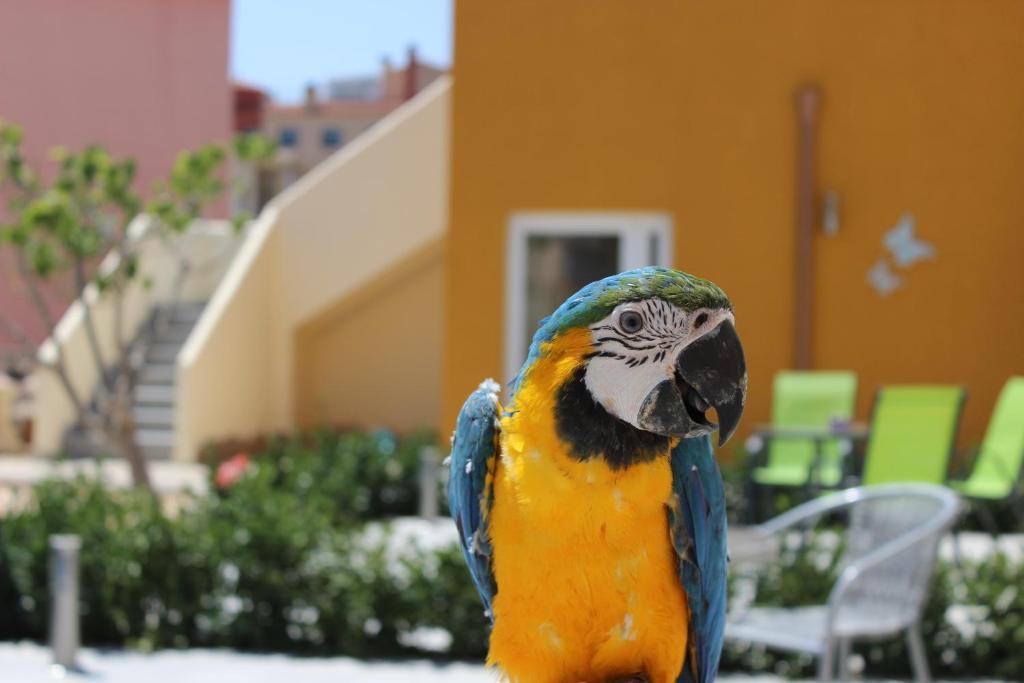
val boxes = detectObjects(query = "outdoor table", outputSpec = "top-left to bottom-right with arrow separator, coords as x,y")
746,422 -> 871,490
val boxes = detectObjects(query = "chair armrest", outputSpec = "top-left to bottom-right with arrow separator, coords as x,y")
729,490 -> 865,575
980,451 -> 1019,483
955,447 -> 1021,488
755,487 -> 865,536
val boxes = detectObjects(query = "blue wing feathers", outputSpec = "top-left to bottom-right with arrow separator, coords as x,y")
670,434 -> 728,683
447,381 -> 501,618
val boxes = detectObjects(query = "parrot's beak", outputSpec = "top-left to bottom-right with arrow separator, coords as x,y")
636,319 -> 747,446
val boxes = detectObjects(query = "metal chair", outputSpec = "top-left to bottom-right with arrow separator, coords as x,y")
726,484 -> 962,682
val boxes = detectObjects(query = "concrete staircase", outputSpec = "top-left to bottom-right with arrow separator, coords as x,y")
134,302 -> 205,459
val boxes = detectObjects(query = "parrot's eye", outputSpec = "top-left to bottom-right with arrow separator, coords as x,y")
694,312 -> 709,328
619,310 -> 644,334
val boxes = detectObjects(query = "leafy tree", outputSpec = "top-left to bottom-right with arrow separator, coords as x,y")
0,122 -> 274,490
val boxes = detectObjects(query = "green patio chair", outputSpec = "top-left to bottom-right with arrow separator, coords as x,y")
951,377 -> 1024,523
750,371 -> 859,487
861,385 -> 966,486
746,371 -> 858,520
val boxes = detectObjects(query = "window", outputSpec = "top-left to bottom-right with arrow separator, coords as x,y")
504,212 -> 672,383
322,127 -> 343,148
278,127 -> 299,148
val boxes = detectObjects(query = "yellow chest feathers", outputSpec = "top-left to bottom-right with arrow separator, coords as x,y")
486,336 -> 689,683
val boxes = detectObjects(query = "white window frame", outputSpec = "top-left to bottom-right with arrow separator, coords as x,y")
504,212 -> 673,385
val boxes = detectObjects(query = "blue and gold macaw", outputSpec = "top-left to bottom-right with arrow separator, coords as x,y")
448,267 -> 746,683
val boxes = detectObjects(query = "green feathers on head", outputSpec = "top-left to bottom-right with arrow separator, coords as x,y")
558,267 -> 730,330
518,266 -> 732,379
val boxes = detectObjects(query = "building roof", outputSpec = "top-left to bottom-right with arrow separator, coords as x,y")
266,98 -> 402,121
232,81 -> 268,97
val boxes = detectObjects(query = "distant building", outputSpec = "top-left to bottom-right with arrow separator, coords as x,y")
260,47 -> 444,199
329,52 -> 444,102
326,76 -> 379,102
233,83 -> 268,133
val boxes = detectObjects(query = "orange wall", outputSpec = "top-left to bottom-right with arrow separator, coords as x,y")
444,0 -> 1024,448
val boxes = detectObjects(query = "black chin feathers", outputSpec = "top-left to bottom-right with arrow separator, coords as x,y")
553,364 -> 670,470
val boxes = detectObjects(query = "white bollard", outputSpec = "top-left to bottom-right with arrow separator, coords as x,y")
419,446 -> 439,520
49,534 -> 81,673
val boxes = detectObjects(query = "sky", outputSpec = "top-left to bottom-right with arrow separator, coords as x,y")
230,0 -> 453,103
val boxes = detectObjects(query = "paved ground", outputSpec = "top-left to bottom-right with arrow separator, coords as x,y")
6,643 -> 1006,683
2,643 -> 489,683
0,455 -> 208,493
0,455 -> 208,513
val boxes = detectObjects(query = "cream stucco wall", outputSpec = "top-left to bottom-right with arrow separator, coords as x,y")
295,239 -> 444,431
176,77 -> 451,460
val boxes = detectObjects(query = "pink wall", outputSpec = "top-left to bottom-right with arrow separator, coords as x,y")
0,0 -> 231,357
0,0 -> 231,192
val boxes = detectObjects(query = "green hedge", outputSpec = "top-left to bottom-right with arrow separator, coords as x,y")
201,428 -> 441,522
0,429 -> 479,655
0,431 -> 1021,680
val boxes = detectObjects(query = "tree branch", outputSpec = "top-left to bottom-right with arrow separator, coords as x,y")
12,247 -> 57,332
73,255 -> 112,393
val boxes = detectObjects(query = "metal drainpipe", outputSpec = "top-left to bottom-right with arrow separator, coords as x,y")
49,534 -> 81,673
794,85 -> 822,370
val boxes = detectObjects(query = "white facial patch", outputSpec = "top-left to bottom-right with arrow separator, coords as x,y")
583,300 -> 733,430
